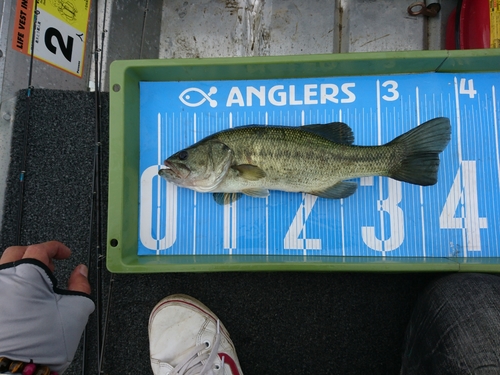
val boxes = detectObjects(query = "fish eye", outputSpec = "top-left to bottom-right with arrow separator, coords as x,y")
178,150 -> 188,160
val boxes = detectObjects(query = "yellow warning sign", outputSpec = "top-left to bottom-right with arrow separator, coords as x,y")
12,0 -> 91,77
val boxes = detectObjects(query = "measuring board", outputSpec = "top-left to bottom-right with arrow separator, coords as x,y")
139,72 -> 500,258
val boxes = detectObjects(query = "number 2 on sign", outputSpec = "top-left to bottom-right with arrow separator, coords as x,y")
439,161 -> 487,251
45,27 -> 74,62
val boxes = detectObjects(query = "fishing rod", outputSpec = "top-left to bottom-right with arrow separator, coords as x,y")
15,0 -> 40,244
13,1 -> 110,373
140,0 -> 150,59
83,0 -> 106,372
83,0 -> 152,372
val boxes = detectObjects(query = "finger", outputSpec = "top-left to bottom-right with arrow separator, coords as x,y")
22,241 -> 72,270
0,246 -> 28,264
68,264 -> 91,295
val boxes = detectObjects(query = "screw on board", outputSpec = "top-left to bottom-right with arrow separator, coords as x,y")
407,2 -> 441,17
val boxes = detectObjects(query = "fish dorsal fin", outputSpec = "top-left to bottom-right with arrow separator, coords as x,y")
231,164 -> 266,180
213,193 -> 242,205
302,122 -> 354,145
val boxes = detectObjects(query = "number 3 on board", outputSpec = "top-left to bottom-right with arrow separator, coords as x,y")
381,80 -> 400,101
439,161 -> 487,251
361,179 -> 404,252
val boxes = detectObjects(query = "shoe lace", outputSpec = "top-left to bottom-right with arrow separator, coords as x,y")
171,320 -> 224,375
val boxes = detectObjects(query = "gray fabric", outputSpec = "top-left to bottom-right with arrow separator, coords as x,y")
0,260 -> 95,374
401,273 -> 500,375
0,89 -> 103,374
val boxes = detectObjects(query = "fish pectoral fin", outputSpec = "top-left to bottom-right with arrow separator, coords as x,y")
302,122 -> 354,145
242,188 -> 270,198
310,181 -> 358,199
213,193 -> 242,205
231,164 -> 266,181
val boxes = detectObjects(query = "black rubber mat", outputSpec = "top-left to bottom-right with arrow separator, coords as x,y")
0,89 -> 443,375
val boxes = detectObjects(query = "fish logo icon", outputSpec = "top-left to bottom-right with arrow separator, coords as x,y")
179,87 -> 218,108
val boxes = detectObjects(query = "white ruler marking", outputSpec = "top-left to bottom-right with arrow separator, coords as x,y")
193,113 -> 197,255
416,87 -> 426,257
156,113 -> 162,254
493,86 -> 500,189
223,113 -> 236,254
265,111 -> 269,255
453,77 -> 467,255
339,109 -> 345,257
376,80 -> 386,256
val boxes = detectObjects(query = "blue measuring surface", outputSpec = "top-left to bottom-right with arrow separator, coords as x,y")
138,72 -> 500,258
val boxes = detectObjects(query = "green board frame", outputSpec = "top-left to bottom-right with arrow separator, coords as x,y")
107,49 -> 500,273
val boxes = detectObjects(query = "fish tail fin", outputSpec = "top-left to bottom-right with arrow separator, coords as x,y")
387,117 -> 451,186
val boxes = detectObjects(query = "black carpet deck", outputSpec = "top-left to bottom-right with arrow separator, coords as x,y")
0,89 -> 443,375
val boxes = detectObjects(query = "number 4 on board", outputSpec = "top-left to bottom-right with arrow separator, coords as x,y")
439,161 -> 487,251
459,78 -> 477,99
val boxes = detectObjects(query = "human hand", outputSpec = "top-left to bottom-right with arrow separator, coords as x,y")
0,240 -> 91,294
0,241 -> 95,374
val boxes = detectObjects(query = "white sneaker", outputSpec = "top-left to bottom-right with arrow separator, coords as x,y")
149,294 -> 244,375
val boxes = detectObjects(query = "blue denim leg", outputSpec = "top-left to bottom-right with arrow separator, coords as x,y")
401,273 -> 500,375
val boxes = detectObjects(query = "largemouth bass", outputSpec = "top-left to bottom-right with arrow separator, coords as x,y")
158,117 -> 451,205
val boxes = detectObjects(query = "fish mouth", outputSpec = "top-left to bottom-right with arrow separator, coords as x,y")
163,160 -> 177,173
160,160 -> 190,179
